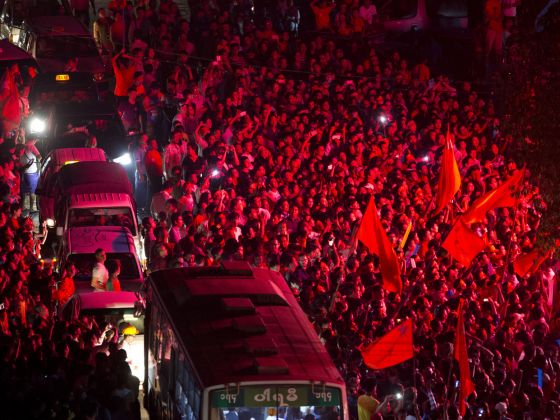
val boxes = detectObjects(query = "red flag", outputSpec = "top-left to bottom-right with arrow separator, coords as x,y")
357,197 -> 402,294
454,300 -> 474,416
360,319 -> 413,370
462,168 -> 525,225
513,249 -> 551,278
435,131 -> 461,214
442,218 -> 486,266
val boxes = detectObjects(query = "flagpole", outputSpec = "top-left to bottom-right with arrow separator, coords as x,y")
443,349 -> 454,420
498,167 -> 525,318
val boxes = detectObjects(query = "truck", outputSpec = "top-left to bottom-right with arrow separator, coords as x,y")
52,161 -> 140,254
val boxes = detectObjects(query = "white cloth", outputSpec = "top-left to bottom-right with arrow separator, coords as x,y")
163,142 -> 187,179
91,262 -> 109,291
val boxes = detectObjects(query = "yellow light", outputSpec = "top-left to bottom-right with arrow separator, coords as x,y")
63,160 -> 78,165
55,74 -> 70,81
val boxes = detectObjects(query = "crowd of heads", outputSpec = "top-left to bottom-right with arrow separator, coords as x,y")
0,0 -> 558,419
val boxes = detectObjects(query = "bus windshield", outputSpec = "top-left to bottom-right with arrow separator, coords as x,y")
210,385 -> 342,420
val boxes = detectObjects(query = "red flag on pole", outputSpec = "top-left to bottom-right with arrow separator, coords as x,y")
513,248 -> 551,278
357,196 -> 402,294
435,130 -> 461,214
442,218 -> 486,266
360,319 -> 413,370
454,300 -> 474,416
462,168 -> 525,225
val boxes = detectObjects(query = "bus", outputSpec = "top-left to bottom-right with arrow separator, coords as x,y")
144,262 -> 348,420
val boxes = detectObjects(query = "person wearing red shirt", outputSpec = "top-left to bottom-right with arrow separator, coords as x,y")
55,264 -> 76,306
112,49 -> 136,103
311,0 -> 334,31
145,139 -> 164,199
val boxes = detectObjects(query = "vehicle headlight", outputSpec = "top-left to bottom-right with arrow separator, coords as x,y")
46,218 -> 55,228
114,152 -> 132,166
29,117 -> 46,134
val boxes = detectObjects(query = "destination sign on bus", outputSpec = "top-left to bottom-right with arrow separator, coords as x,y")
211,385 -> 341,408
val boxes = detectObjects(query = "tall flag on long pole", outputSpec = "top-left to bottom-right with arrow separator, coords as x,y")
357,196 -> 402,294
461,168 -> 525,225
435,129 -> 461,214
360,319 -> 413,369
454,300 -> 474,416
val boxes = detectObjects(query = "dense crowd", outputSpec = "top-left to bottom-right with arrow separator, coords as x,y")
0,0 -> 559,419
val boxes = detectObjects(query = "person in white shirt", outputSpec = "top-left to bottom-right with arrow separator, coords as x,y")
20,138 -> 41,213
163,128 -> 187,180
150,181 -> 173,218
91,249 -> 109,292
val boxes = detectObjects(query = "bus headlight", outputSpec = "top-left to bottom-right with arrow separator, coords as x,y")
29,117 -> 46,134
45,218 -> 55,227
114,152 -> 132,166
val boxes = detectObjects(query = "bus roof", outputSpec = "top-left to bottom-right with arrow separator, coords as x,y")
149,264 -> 344,388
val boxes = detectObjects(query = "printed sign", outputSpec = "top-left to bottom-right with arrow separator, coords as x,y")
211,385 -> 341,408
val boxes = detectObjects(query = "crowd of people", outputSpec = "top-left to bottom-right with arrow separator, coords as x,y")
0,0 -> 558,419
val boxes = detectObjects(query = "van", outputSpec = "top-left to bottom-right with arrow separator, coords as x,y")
9,15 -> 105,78
53,161 -> 140,252
60,290 -> 145,380
37,147 -> 107,224
61,226 -> 144,292
29,72 -> 103,108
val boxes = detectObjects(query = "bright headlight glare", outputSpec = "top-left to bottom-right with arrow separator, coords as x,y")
29,118 -> 46,133
114,152 -> 132,166
46,218 -> 55,227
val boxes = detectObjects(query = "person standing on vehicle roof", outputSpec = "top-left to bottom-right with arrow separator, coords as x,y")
20,138 -> 41,214
91,248 -> 109,292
